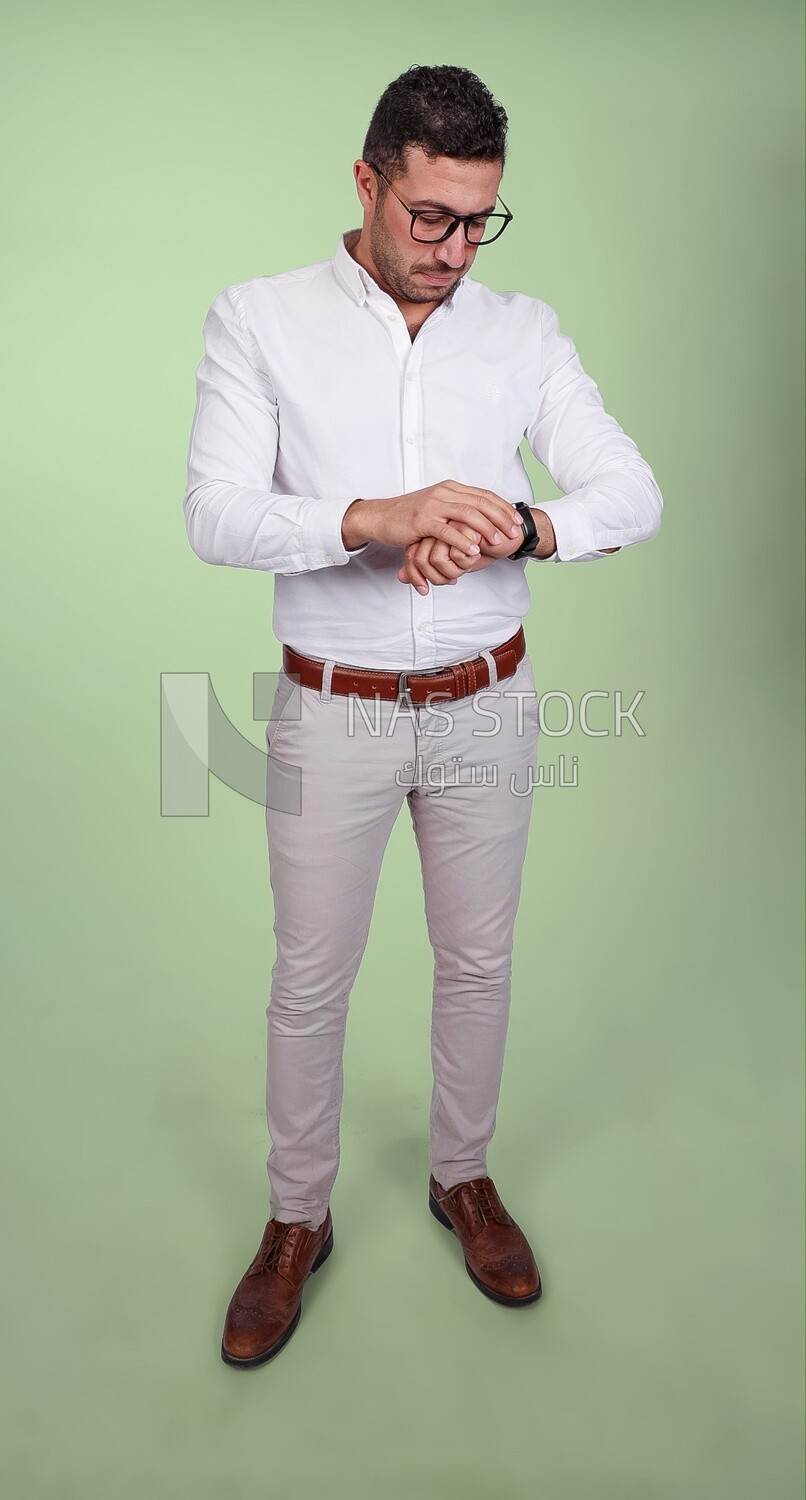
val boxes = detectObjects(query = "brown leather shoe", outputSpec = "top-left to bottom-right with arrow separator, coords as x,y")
221,1210 -> 334,1368
429,1174 -> 542,1306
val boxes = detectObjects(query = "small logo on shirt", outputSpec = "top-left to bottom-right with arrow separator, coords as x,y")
486,381 -> 503,404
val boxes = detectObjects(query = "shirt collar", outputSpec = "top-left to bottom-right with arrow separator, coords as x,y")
332,229 -> 464,313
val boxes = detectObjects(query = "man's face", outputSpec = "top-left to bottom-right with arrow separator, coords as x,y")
357,146 -> 504,307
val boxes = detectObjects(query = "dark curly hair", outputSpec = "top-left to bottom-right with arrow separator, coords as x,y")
361,64 -> 508,188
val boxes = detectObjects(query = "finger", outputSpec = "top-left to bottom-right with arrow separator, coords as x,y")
416,553 -> 457,586
443,488 -> 523,538
425,542 -> 465,583
413,532 -> 477,567
451,484 -> 522,529
398,565 -> 425,590
400,555 -> 430,594
432,520 -> 492,553
448,547 -> 479,570
443,504 -> 520,547
404,538 -> 461,588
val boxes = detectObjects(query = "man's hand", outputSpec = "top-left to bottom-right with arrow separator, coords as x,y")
396,507 -> 560,592
396,526 -> 522,593
341,480 -> 524,554
395,507 -> 622,589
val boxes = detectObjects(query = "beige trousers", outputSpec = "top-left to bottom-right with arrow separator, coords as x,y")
263,643 -> 541,1230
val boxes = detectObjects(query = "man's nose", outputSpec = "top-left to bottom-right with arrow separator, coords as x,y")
436,222 -> 468,267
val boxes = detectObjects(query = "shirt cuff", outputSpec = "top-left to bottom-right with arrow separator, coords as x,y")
533,497 -> 616,562
301,496 -> 371,569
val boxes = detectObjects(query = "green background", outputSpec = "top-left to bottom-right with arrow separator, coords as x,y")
2,1 -> 804,1496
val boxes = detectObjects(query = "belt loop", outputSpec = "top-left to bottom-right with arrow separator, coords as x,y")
320,659 -> 335,703
480,649 -> 498,690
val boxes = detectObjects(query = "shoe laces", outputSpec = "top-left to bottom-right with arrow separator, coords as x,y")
248,1220 -> 302,1277
446,1177 -> 509,1229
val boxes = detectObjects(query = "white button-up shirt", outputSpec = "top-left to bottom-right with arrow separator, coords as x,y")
183,229 -> 663,669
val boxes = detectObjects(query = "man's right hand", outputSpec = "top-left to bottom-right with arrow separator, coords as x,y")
341,481 -> 524,554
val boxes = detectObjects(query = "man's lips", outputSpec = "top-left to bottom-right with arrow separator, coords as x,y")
417,269 -> 459,284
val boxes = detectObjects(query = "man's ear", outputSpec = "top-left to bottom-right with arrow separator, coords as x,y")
354,160 -> 377,211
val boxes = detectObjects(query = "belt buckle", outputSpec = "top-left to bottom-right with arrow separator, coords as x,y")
398,671 -> 412,704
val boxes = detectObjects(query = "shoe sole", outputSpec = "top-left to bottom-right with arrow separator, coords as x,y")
220,1226 -> 334,1369
428,1190 -> 543,1307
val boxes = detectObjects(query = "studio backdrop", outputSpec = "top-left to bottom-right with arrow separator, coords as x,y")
2,3 -> 803,1498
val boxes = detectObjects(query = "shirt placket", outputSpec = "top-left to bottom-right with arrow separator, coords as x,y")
369,291 -> 453,671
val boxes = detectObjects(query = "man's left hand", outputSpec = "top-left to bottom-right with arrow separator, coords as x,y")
396,508 -> 558,592
396,526 -> 520,593
396,507 -> 620,589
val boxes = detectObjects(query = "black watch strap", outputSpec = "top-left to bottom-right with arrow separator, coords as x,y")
509,501 -> 539,559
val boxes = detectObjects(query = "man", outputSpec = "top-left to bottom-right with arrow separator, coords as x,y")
183,64 -> 663,1369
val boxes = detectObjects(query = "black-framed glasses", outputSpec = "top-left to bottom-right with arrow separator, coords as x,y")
366,162 -> 513,246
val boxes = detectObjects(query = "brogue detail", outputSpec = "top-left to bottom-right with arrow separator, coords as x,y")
429,1174 -> 542,1307
221,1210 -> 334,1368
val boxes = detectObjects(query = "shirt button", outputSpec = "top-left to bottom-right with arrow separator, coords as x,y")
405,434 -> 416,445
406,372 -> 416,382
386,313 -> 396,322
417,621 -> 430,632
325,554 -> 335,563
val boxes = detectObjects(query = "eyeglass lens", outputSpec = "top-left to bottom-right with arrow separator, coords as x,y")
413,213 -> 508,245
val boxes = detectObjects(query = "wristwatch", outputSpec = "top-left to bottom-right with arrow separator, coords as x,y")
508,501 -> 540,559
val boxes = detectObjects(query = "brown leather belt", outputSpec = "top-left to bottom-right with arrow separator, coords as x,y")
281,626 -> 525,705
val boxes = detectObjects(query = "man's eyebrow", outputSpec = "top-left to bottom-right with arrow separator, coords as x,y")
410,198 -> 498,215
